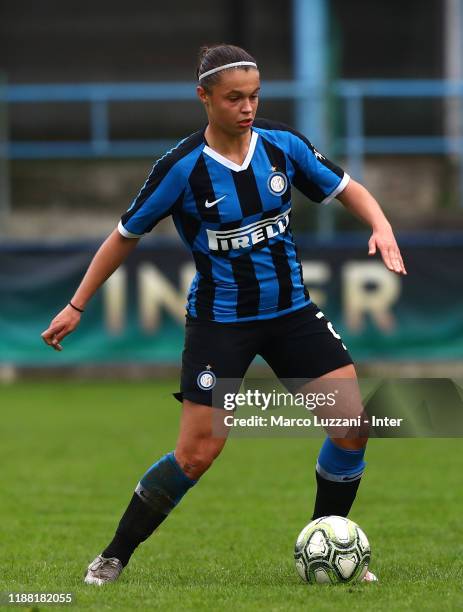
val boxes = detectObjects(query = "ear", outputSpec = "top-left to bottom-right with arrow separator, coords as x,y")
196,85 -> 209,106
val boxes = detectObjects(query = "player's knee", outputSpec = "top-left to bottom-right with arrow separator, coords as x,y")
332,437 -> 368,451
175,442 -> 222,479
175,453 -> 213,479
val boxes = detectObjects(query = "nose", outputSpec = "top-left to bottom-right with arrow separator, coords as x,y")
241,98 -> 253,114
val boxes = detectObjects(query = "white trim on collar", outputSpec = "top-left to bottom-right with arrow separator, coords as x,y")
203,131 -> 259,172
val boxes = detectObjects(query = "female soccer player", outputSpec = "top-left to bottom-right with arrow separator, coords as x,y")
41,44 -> 406,585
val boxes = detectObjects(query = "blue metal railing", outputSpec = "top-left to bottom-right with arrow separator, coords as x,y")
335,80 -> 463,184
5,80 -> 318,159
4,79 -> 463,205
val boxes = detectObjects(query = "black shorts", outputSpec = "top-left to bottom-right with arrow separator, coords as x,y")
173,302 -> 353,408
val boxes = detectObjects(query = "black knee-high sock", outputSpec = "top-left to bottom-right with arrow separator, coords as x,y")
311,438 -> 366,520
312,471 -> 362,520
102,452 -> 196,566
102,493 -> 167,566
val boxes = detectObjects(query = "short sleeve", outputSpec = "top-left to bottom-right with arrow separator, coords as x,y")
118,155 -> 186,238
286,130 -> 350,204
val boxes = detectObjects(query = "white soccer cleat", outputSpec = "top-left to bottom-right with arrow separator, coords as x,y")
84,555 -> 124,585
362,569 -> 378,582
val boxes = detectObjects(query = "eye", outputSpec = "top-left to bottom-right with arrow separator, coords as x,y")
228,96 -> 239,102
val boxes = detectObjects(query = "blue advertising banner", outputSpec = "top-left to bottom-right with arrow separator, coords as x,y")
0,234 -> 462,365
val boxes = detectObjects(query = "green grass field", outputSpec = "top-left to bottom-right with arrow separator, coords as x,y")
1,381 -> 462,611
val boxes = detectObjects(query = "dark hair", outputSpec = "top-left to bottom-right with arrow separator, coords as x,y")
196,44 -> 257,91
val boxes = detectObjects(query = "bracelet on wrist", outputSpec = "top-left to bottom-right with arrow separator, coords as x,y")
69,301 -> 84,313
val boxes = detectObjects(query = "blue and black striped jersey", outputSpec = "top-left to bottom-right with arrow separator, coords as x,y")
118,118 -> 350,322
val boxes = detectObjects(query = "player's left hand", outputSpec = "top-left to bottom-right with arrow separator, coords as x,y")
41,304 -> 82,351
368,226 -> 407,275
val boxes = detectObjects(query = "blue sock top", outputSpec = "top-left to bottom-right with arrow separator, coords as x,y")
140,451 -> 197,506
317,437 -> 366,482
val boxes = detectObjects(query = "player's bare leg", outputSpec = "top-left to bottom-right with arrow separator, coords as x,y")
84,400 -> 229,585
174,400 -> 230,479
314,363 -> 368,451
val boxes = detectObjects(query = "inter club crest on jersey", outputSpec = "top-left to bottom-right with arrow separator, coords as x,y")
267,170 -> 288,196
197,367 -> 217,390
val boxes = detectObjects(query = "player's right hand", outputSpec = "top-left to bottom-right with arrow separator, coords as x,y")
41,304 -> 82,351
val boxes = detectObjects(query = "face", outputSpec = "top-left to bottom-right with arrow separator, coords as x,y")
197,69 -> 260,136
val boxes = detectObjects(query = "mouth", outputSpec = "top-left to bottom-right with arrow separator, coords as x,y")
238,118 -> 253,127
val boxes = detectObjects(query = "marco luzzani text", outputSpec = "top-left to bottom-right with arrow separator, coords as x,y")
222,390 -> 404,429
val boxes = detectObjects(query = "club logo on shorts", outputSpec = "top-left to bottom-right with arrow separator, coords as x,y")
197,369 -> 217,390
267,171 -> 288,196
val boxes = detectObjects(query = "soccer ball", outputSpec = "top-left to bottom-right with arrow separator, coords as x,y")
294,515 -> 370,584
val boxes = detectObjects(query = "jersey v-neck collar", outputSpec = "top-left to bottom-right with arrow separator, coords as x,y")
202,130 -> 259,172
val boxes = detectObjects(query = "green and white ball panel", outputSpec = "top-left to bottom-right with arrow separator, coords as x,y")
294,517 -> 325,553
314,567 -> 331,584
307,529 -> 329,557
318,515 -> 356,546
334,552 -> 359,580
294,555 -> 307,581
